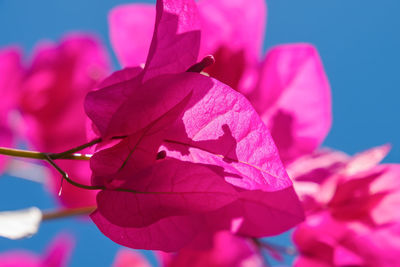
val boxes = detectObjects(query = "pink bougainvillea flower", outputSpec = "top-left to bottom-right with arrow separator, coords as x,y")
112,249 -> 151,267
288,144 -> 391,213
17,34 -> 110,208
0,234 -> 74,267
109,0 -> 331,164
292,146 -> 400,266
0,47 -> 23,173
159,231 -> 263,267
87,0 -> 303,252
293,212 -> 400,267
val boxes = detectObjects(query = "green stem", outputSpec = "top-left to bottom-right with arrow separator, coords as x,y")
49,138 -> 102,159
0,137 -> 134,192
0,137 -> 110,161
0,147 -> 91,160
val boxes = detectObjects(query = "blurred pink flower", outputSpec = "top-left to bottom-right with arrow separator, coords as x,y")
293,212 -> 400,267
87,0 -> 303,252
0,47 -> 23,173
109,0 -> 332,164
0,234 -> 74,267
292,145 -> 400,266
17,34 -> 110,207
112,249 -> 151,267
159,231 -> 264,267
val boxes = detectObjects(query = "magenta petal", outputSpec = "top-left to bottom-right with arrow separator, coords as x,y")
235,188 -> 304,236
203,187 -> 304,237
91,210 -> 204,252
109,4 -> 155,67
90,74 -> 204,187
198,0 -> 266,61
86,71 -> 198,140
163,76 -> 292,191
143,0 -> 201,81
250,44 -> 331,163
85,67 -> 143,137
90,131 -> 163,187
105,72 -> 204,138
97,66 -> 143,89
97,159 -> 238,227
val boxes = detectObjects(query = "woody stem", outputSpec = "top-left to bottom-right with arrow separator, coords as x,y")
44,155 -> 104,191
0,147 -> 91,160
42,206 -> 97,221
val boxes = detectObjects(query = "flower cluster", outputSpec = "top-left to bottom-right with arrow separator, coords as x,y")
86,0 -> 303,252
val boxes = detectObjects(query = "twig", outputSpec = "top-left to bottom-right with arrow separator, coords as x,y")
42,206 -> 97,221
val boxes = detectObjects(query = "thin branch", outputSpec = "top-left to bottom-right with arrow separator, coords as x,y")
0,136 -> 129,161
48,138 -> 102,159
44,155 -> 104,191
0,147 -> 91,160
42,206 -> 97,221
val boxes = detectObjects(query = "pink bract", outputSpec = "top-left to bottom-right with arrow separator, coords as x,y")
87,0 -> 303,252
18,34 -> 110,208
108,0 -> 332,164
0,234 -> 74,267
250,44 -> 331,163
